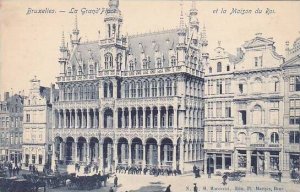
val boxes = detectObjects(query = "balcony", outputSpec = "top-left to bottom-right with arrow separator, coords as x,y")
53,100 -> 99,109
56,74 -> 96,82
116,96 -> 180,108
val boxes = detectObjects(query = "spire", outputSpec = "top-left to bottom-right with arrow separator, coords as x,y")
201,24 -> 207,40
71,14 -> 80,45
61,30 -> 66,48
192,0 -> 196,10
179,1 -> 184,29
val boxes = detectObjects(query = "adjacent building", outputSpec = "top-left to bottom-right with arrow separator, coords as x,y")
0,92 -> 24,166
22,77 -> 54,171
51,0 -> 206,173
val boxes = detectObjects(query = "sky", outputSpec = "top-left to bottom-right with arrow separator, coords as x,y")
0,0 -> 300,97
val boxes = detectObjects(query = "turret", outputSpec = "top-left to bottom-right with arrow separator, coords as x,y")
104,0 -> 123,40
177,2 -> 187,66
71,14 -> 80,46
188,0 -> 199,43
59,31 -> 68,75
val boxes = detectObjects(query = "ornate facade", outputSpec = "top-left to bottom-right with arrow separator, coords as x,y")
51,0 -> 207,172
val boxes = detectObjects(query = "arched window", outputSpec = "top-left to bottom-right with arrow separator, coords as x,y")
79,86 -> 83,100
170,56 -> 176,66
270,132 -> 279,143
166,79 -> 172,96
157,58 -> 162,68
226,65 -> 230,71
142,59 -> 148,69
68,87 -> 72,100
104,108 -> 113,128
137,81 -> 143,97
251,132 -> 264,143
86,85 -> 90,100
151,80 -> 157,97
104,82 -> 108,98
272,77 -> 280,92
129,60 -> 134,71
159,79 -> 164,96
144,80 -> 150,97
64,87 -> 68,101
193,57 -> 197,66
173,79 -> 177,95
238,132 -> 246,143
91,85 -> 95,99
217,62 -> 222,72
238,80 -> 247,94
130,81 -> 136,98
104,53 -> 113,69
116,53 -> 122,70
109,82 -> 113,97
74,86 -> 78,100
253,105 -> 262,124
124,82 -> 129,98
209,67 -> 212,73
78,66 -> 83,75
83,86 -> 88,100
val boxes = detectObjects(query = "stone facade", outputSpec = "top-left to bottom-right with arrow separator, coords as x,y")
51,0 -> 207,173
0,92 -> 23,166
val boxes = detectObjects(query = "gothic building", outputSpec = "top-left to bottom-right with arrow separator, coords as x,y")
51,0 -> 207,172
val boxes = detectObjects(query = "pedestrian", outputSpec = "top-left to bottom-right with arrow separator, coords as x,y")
114,175 -> 118,187
222,173 -> 228,185
109,187 -> 114,192
278,170 -> 282,182
194,183 -> 198,192
165,184 -> 171,192
208,170 -> 211,178
16,166 -> 19,175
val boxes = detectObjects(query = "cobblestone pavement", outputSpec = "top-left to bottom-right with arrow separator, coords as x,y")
3,170 -> 299,192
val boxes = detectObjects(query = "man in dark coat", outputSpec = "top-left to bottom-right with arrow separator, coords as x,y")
165,185 -> 171,192
194,183 -> 198,192
114,175 -> 118,187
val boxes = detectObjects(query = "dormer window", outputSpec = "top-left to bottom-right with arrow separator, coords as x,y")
129,60 -> 134,71
116,53 -> 122,70
157,58 -> 162,68
104,53 -> 113,69
170,56 -> 176,66
227,65 -> 230,71
217,62 -> 222,72
67,67 -> 71,76
255,56 -> 263,67
142,59 -> 148,69
89,65 -> 94,74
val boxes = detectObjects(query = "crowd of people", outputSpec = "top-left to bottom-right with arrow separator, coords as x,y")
0,161 -> 21,177
115,165 -> 182,176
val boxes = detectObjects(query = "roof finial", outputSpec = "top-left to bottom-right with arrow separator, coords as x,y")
218,41 -> 221,47
192,0 -> 196,10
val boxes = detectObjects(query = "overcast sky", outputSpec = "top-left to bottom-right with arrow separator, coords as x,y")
1,0 -> 300,97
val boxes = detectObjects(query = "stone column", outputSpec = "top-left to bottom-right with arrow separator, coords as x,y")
150,108 -> 153,129
143,144 -> 146,168
222,153 -> 225,170
173,145 -> 177,169
265,152 -> 269,173
135,144 -> 139,162
179,142 -> 184,171
99,142 -> 103,169
122,109 -> 125,128
99,110 -> 102,129
87,109 -> 90,129
158,108 -> 161,130
58,110 -> 61,128
113,143 -> 118,169
157,145 -> 161,167
64,110 -> 67,128
174,109 -> 178,129
136,109 -> 139,128
184,143 -> 188,162
246,150 -> 251,174
75,110 -> 78,128
128,142 -> 132,166
114,109 -> 118,129
74,142 -> 78,162
149,145 -> 153,165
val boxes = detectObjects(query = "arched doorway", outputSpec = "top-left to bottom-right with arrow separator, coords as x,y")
89,137 -> 99,163
77,137 -> 87,163
146,138 -> 158,167
117,137 -> 129,165
161,138 -> 173,169
207,155 -> 214,174
103,137 -> 113,171
65,137 -> 75,164
131,138 -> 143,166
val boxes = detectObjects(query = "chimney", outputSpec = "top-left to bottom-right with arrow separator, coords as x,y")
4,92 -> 10,100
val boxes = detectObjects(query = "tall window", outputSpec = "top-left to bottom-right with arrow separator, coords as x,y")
208,129 -> 213,142
144,81 -> 150,97
225,79 -> 231,94
170,56 -> 176,66
207,80 -> 213,95
137,81 -> 143,97
116,54 -> 122,70
216,127 -> 222,142
159,79 -> 164,96
173,80 -> 177,95
225,127 -> 231,142
217,62 -> 222,72
130,81 -> 136,98
67,67 -> 71,76
290,99 -> 300,124
151,80 -> 157,97
157,58 -> 162,68
104,53 -> 113,69
252,105 -> 262,125
216,79 -> 223,94
225,102 -> 231,118
290,76 -> 300,92
216,102 -> 222,117
289,131 -> 300,144
124,82 -> 129,98
208,102 -> 213,118
129,60 -> 134,71
26,114 -> 30,122
209,67 -> 212,73
89,65 -> 94,74
166,79 -> 172,96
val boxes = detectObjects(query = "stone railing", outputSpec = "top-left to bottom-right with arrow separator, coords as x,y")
56,74 -> 96,82
115,96 -> 180,108
53,100 -> 99,110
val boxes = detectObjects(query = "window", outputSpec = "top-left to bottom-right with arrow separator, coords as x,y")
170,56 -> 176,66
216,154 -> 222,169
225,102 -> 231,118
116,54 -> 122,70
26,114 -> 30,122
39,155 -> 43,164
239,110 -> 247,125
216,127 -> 222,142
67,67 -> 71,76
270,132 -> 279,143
164,145 -> 173,162
217,62 -> 222,72
252,105 -> 262,125
289,99 -> 300,124
226,65 -> 230,71
274,80 -> 279,92
207,102 -> 214,118
151,80 -> 157,97
124,82 -> 129,98
216,102 -> 222,117
159,79 -> 164,96
289,131 -> 300,144
255,57 -> 258,67
157,58 -> 162,68
238,150 -> 247,168
166,79 -> 172,96
137,81 -> 143,97
142,59 -> 148,69
216,79 -> 223,94
269,110 -> 279,125
209,67 -> 212,73
129,60 -> 134,71
254,56 -> 263,67
104,53 -> 113,69
173,80 -> 177,96
208,129 -> 213,142
269,152 -> 279,171
130,81 -> 136,98
32,154 -> 36,164
251,132 -> 265,143
225,127 -> 231,142
207,80 -> 213,95
239,83 -> 245,94
89,65 -> 94,74
144,81 -> 150,97
225,154 -> 231,170
225,79 -> 231,94
290,76 -> 300,92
